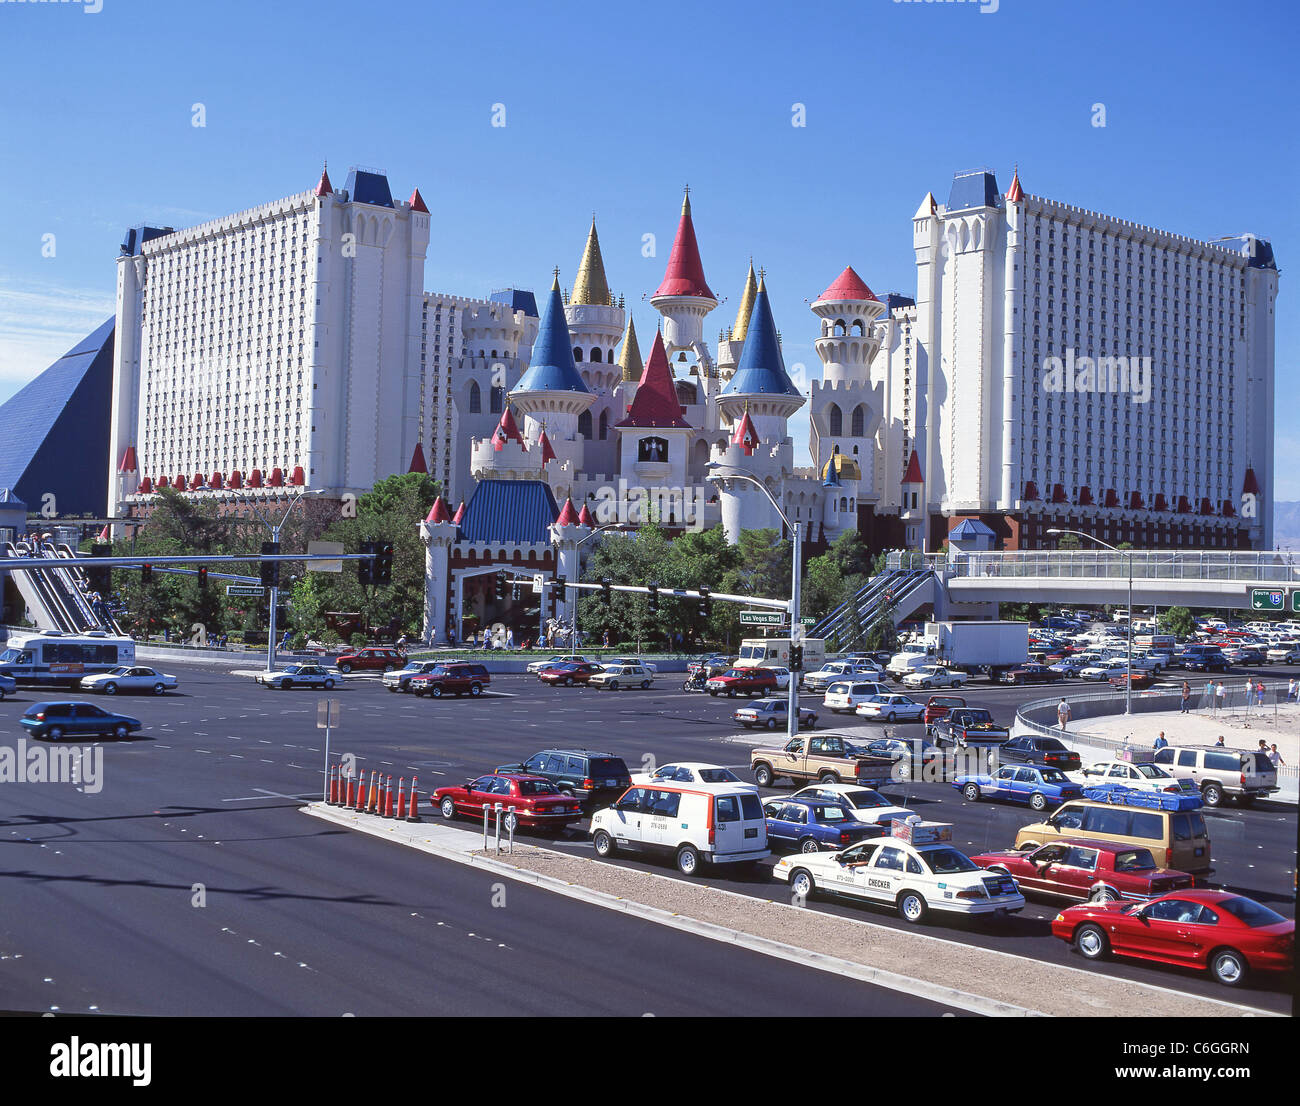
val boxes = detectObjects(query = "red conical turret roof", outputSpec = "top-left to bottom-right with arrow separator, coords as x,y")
1006,168 -> 1024,203
817,266 -> 879,304
117,446 -> 138,473
315,164 -> 332,197
492,407 -> 526,451
452,500 -> 466,525
616,331 -> 690,429
653,190 -> 714,300
409,187 -> 429,214
1242,467 -> 1261,495
538,429 -> 556,464
425,495 -> 452,524
408,442 -> 428,473
733,409 -> 760,456
901,449 -> 923,484
555,497 -> 580,527
578,503 -> 595,527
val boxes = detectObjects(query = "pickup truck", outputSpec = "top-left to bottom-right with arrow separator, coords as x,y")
923,695 -> 966,733
751,733 -> 894,789
930,707 -> 1010,749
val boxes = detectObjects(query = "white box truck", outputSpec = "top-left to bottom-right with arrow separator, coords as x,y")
735,637 -> 826,672
922,621 -> 1029,680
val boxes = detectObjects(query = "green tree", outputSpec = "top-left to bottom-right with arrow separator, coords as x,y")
1159,606 -> 1196,639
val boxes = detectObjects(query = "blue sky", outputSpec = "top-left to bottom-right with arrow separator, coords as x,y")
1,0 -> 1296,488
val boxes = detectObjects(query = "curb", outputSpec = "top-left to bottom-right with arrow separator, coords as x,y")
301,802 -> 1044,1017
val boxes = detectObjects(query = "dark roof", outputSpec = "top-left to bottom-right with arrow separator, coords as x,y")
0,487 -> 27,508
949,519 -> 997,538
947,170 -> 1002,212
344,169 -> 394,208
458,480 -> 560,545
0,316 -> 115,516
1245,237 -> 1277,271
885,293 -> 916,311
120,225 -> 173,255
490,288 -> 539,317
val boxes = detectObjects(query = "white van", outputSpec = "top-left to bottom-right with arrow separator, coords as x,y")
736,637 -> 826,673
590,783 -> 768,876
886,651 -> 938,680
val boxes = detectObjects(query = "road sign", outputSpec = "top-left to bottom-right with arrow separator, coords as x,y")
227,585 -> 266,597
307,540 -> 344,572
800,616 -> 816,627
317,699 -> 341,729
532,573 -> 545,595
1291,591 -> 1300,614
739,610 -> 784,626
1250,588 -> 1285,611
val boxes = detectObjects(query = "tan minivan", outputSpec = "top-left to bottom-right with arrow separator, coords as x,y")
1014,798 -> 1212,877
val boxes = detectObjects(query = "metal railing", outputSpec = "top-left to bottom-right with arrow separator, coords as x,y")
950,549 -> 1300,583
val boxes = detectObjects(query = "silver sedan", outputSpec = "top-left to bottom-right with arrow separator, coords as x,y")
80,666 -> 179,696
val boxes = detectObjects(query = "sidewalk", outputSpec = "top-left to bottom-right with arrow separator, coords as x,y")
302,802 -> 1281,1018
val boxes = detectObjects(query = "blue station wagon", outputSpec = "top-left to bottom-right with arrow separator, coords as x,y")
762,797 -> 884,854
954,765 -> 1083,812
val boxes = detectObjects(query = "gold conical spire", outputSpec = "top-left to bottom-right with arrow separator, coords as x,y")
618,316 -> 644,382
732,259 -> 758,342
570,218 -> 611,306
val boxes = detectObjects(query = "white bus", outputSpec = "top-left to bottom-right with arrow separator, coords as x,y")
0,631 -> 136,687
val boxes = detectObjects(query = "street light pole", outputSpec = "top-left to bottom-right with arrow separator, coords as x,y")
706,465 -> 802,742
242,488 -> 321,673
1047,527 -> 1132,716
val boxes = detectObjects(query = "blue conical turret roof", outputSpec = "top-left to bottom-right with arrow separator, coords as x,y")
513,276 -> 590,394
721,279 -> 801,398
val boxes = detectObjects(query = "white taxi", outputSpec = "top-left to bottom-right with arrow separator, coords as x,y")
771,819 -> 1025,923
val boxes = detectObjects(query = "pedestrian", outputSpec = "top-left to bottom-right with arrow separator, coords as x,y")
506,628 -> 514,651
1215,681 -> 1226,712
1214,735 -> 1226,747
1180,681 -> 1191,714
1269,744 -> 1285,767
1153,731 -> 1168,751
1256,680 -> 1265,708
396,633 -> 408,652
1057,698 -> 1071,731
603,629 -> 611,649
1258,739 -> 1269,754
1288,677 -> 1297,703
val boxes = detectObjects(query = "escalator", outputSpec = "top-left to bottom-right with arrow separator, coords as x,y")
811,566 -> 937,652
1,541 -> 118,634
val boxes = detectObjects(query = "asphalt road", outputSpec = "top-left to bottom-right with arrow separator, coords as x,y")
0,661 -> 1293,1015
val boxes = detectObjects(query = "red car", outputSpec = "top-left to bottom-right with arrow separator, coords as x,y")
1051,889 -> 1294,987
971,838 -> 1195,904
432,773 -> 583,832
706,668 -> 779,697
923,694 -> 966,732
538,662 -> 603,686
409,663 -> 490,698
1109,671 -> 1154,690
335,646 -> 407,673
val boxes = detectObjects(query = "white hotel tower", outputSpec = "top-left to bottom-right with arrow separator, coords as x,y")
868,168 -> 1278,551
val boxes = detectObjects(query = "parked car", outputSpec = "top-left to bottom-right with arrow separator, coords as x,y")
256,664 -> 337,690
1173,646 -> 1228,672
494,749 -> 633,806
999,663 -> 1064,686
707,667 -> 778,698
79,665 -> 177,696
823,680 -> 892,713
901,666 -> 969,690
1048,658 -> 1087,677
1151,743 -> 1279,806
589,662 -> 654,690
791,783 -> 916,827
971,839 -> 1195,903
383,660 -> 446,692
409,663 -> 490,697
855,694 -> 926,723
20,701 -> 142,741
334,646 -> 407,673
998,734 -> 1082,772
1051,890 -> 1294,986
527,654 -> 596,675
762,797 -> 884,853
631,762 -> 746,786
537,661 -> 604,686
930,707 -> 1009,748
433,773 -> 584,832
955,765 -> 1083,811
733,697 -> 817,731
1068,759 -> 1197,795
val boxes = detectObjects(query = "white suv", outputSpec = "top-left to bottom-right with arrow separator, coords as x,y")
823,680 -> 891,713
588,663 -> 654,690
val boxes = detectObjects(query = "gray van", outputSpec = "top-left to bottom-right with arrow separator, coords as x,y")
1151,745 -> 1279,806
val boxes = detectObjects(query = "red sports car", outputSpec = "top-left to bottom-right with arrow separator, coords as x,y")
432,773 -> 583,832
538,662 -> 604,686
1051,888 -> 1294,986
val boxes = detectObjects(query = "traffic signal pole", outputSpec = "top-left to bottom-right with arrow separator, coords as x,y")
788,520 -> 802,743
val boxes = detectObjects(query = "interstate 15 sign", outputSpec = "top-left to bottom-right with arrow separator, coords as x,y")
1250,588 -> 1285,611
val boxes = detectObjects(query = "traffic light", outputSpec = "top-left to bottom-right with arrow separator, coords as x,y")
601,578 -> 612,605
495,571 -> 508,599
357,540 -> 375,586
698,586 -> 711,617
261,541 -> 281,588
373,541 -> 394,586
552,577 -> 566,615
87,542 -> 112,595
511,581 -> 521,602
647,582 -> 660,613
790,645 -> 804,672
197,566 -> 209,590
140,564 -> 153,585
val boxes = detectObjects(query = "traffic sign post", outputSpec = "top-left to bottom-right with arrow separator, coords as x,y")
1250,588 -> 1286,612
317,698 -> 340,803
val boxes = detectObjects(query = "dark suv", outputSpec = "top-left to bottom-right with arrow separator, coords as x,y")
1173,646 -> 1227,672
494,749 -> 633,805
409,663 -> 490,698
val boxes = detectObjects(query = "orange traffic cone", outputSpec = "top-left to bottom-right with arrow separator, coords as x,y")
344,769 -> 356,808
406,775 -> 420,822
388,776 -> 397,818
367,771 -> 379,814
356,770 -> 369,812
396,778 -> 407,820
